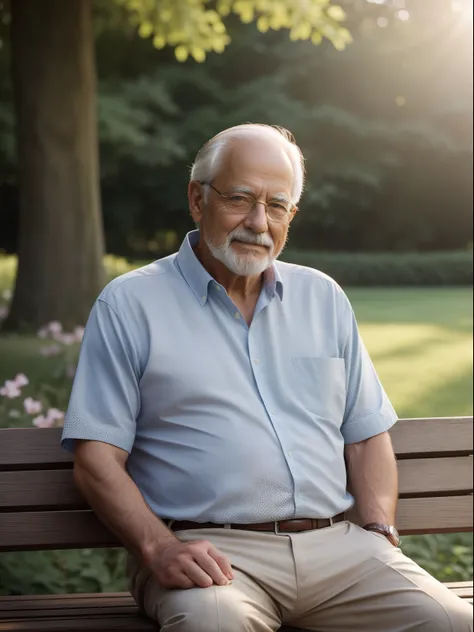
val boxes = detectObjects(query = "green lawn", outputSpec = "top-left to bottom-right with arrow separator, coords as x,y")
1,287 -> 472,422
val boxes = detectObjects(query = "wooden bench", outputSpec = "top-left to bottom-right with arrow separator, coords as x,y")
0,417 -> 472,630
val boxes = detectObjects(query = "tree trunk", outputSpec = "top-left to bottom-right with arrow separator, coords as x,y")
4,0 -> 105,332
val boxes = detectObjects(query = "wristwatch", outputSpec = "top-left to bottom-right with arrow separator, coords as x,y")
364,523 -> 400,547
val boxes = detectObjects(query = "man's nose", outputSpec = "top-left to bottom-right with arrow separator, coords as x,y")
243,201 -> 268,233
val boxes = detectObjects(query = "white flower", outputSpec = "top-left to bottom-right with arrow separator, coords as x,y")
32,414 -> 54,428
46,408 -> 65,424
73,326 -> 85,343
37,327 -> 49,339
0,306 -> 9,320
0,380 -> 21,398
40,344 -> 61,357
57,333 -> 76,346
24,397 -> 43,415
2,289 -> 12,301
8,409 -> 20,418
48,321 -> 62,335
14,373 -> 29,388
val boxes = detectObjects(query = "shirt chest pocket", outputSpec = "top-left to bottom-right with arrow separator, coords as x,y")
291,357 -> 346,423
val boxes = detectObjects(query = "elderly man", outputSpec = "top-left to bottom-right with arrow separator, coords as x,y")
62,124 -> 473,632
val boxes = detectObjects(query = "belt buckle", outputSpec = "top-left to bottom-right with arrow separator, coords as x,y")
274,521 -> 281,534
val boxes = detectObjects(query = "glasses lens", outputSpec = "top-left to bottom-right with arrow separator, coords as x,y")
267,202 -> 292,223
224,194 -> 254,214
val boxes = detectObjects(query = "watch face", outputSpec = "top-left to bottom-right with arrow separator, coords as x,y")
388,526 -> 401,546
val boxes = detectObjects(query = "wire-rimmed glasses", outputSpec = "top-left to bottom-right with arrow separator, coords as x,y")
200,182 -> 296,224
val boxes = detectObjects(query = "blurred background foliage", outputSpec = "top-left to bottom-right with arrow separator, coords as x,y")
1,0 -> 472,260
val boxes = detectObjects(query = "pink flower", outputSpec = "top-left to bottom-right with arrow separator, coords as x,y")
32,414 -> 54,428
46,408 -> 65,424
48,321 -> 62,335
0,306 -> 8,320
73,326 -> 85,343
24,397 -> 43,415
14,373 -> 29,388
0,380 -> 21,398
54,333 -> 76,346
40,344 -> 61,357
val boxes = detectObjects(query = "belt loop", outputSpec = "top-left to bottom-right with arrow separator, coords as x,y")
224,523 -> 232,529
167,519 -> 175,529
274,521 -> 280,535
328,516 -> 334,526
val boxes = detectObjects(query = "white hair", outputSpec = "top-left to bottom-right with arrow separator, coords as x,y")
190,124 -> 305,205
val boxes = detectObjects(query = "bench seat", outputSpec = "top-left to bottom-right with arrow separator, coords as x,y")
0,585 -> 472,631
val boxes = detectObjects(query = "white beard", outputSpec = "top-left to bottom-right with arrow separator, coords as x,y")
204,226 -> 276,276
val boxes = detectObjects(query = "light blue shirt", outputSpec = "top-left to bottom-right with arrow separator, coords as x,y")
62,229 -> 397,523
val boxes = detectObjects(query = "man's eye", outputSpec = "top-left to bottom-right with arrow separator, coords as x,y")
230,195 -> 249,203
269,202 -> 287,211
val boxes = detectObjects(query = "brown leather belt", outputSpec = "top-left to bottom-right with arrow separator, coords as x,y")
167,513 -> 345,534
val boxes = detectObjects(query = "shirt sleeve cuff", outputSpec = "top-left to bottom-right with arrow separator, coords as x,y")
342,410 -> 398,444
61,422 -> 135,454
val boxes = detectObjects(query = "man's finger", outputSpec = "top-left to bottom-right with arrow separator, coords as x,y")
194,550 -> 231,586
207,545 -> 234,580
182,558 -> 215,588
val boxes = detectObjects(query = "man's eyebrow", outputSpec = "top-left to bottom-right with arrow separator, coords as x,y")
271,192 -> 291,202
228,185 -> 290,202
228,185 -> 254,195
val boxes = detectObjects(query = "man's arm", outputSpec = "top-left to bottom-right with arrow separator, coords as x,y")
74,440 -> 176,560
74,440 -> 234,589
344,430 -> 398,526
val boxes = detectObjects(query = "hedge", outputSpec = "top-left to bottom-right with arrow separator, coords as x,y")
279,250 -> 473,287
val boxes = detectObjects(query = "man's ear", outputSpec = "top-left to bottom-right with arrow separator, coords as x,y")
188,181 -> 204,224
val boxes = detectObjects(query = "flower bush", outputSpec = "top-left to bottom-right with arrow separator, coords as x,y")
0,320 -> 84,428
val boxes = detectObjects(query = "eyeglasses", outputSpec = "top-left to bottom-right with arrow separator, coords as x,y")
200,182 -> 296,224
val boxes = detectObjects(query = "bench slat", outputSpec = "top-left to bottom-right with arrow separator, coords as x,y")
0,428 -> 72,470
0,470 -> 87,511
396,496 -> 473,534
0,615 -> 156,631
397,456 -> 473,497
1,495 -> 472,551
390,418 -> 473,458
2,455 -> 471,512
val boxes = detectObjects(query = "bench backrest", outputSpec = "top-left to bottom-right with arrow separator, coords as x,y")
0,417 -> 472,552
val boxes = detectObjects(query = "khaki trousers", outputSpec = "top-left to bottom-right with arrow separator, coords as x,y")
127,520 -> 473,632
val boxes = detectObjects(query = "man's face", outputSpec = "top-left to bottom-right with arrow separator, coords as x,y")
191,135 -> 297,276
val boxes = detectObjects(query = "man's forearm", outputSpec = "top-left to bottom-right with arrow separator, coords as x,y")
74,442 -> 177,565
344,431 -> 398,525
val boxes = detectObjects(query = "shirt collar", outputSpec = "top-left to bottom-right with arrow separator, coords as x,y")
175,229 -> 284,305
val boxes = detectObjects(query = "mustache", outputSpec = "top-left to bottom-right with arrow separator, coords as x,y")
229,228 -> 274,249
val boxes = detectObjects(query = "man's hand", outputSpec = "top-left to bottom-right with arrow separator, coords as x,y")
150,538 -> 234,589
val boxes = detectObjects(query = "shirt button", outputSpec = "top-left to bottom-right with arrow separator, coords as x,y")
201,296 -> 206,302
254,358 -> 261,364
215,285 -> 221,291
234,312 -> 241,319
288,451 -> 293,458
